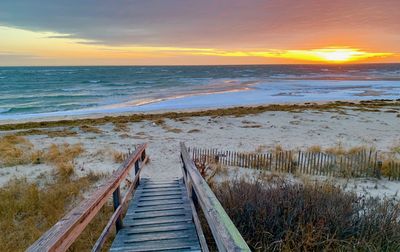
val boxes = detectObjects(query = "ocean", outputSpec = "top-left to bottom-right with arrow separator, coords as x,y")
0,64 -> 400,120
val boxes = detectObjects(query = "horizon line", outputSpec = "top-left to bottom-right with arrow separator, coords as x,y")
1,62 -> 400,68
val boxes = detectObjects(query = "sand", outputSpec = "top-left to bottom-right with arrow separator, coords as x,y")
1,107 -> 399,198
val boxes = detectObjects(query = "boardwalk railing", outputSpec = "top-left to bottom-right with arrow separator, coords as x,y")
190,147 -> 400,180
28,143 -> 148,252
180,143 -> 250,252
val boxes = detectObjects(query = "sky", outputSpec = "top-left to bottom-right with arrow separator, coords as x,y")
0,0 -> 399,66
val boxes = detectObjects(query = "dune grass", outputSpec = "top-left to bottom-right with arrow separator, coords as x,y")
0,171 -> 112,252
0,138 -> 115,251
0,135 -> 35,167
0,134 -> 87,179
212,178 -> 400,251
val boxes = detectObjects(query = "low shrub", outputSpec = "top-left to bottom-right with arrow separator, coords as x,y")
212,179 -> 400,251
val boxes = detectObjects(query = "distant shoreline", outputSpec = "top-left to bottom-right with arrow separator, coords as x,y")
0,99 -> 399,131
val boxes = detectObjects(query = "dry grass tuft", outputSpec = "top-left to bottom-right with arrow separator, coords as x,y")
173,117 -> 188,122
307,145 -> 322,153
112,151 -> 126,163
325,142 -> 346,155
79,125 -> 103,134
113,122 -> 129,132
0,135 -> 34,167
152,118 -> 165,126
44,143 -> 84,178
274,144 -> 284,153
255,145 -> 267,153
187,129 -> 201,133
166,128 -> 182,133
240,124 -> 262,128
347,146 -> 369,155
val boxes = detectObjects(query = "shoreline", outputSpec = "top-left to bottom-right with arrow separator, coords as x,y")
1,77 -> 400,124
0,98 -> 399,130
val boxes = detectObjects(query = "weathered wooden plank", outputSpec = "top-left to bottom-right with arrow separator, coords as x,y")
110,239 -> 201,252
136,200 -> 185,207
125,223 -> 194,235
138,195 -> 183,201
128,210 -> 191,219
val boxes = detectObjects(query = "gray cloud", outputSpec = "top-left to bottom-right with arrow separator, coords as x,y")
0,0 -> 399,49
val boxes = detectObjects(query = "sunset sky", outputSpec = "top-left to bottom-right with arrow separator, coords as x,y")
0,0 -> 399,66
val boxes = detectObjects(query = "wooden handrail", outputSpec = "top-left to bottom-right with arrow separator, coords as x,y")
180,142 -> 250,252
27,143 -> 148,252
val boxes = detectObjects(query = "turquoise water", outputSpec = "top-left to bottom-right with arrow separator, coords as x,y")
0,64 -> 400,120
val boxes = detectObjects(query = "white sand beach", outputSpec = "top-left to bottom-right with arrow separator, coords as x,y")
1,105 -> 399,198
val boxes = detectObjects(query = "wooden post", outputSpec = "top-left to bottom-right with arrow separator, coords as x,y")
375,161 -> 382,179
113,187 -> 123,232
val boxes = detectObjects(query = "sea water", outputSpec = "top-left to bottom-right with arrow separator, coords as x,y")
0,64 -> 400,120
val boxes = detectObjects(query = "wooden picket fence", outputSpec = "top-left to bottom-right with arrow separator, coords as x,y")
387,161 -> 400,180
189,147 -> 400,180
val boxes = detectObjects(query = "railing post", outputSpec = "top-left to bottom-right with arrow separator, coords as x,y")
141,149 -> 146,161
113,186 -> 123,232
135,160 -> 140,187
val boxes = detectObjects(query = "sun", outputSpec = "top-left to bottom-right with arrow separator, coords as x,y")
318,50 -> 353,62
312,48 -> 385,63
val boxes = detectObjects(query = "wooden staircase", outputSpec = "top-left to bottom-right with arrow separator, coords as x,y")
110,178 -> 201,251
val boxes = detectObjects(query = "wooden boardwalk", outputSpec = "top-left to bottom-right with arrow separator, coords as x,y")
28,143 -> 250,252
110,178 -> 202,252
